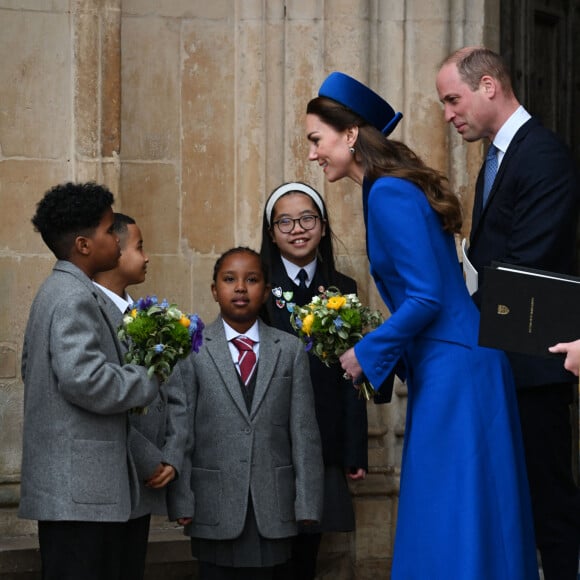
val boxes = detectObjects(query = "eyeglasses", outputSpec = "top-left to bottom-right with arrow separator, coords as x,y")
272,215 -> 320,233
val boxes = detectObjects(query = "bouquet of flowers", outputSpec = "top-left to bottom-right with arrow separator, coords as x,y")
290,287 -> 383,400
118,295 -> 204,385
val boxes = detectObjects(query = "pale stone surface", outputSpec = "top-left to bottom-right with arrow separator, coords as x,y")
120,162 -> 181,254
0,10 -> 71,159
74,9 -> 100,159
0,344 -> 17,379
121,16 -> 180,161
181,18 -> 236,255
122,0 -> 231,19
0,0 -> 67,9
101,5 -> 121,157
0,382 -> 23,477
0,161 -> 71,254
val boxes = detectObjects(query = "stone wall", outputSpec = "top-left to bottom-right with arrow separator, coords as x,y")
0,1 -> 498,577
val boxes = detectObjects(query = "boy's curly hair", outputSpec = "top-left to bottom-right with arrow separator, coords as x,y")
32,182 -> 115,259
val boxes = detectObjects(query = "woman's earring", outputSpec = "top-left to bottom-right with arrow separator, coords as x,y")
349,146 -> 356,155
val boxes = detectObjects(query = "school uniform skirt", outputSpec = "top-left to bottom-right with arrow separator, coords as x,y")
191,497 -> 291,568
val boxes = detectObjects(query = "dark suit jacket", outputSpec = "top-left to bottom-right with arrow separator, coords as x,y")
469,117 -> 580,387
264,259 -> 368,471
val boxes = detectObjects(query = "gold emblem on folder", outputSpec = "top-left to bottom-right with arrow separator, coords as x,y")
497,304 -> 510,315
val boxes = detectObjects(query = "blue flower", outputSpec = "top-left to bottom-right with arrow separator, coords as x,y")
137,295 -> 158,310
334,316 -> 344,329
160,298 -> 169,308
154,344 -> 165,353
188,314 -> 205,353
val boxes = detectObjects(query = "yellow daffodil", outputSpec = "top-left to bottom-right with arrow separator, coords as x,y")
131,308 -> 137,318
326,296 -> 346,310
179,315 -> 191,328
302,313 -> 315,336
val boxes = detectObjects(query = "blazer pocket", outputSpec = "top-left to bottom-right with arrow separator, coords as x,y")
275,465 -> 296,523
71,439 -> 121,505
191,467 -> 221,525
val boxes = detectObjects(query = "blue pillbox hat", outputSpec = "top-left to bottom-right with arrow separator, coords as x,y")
318,71 -> 403,136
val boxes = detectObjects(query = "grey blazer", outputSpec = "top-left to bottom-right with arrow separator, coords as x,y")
19,261 -> 159,522
97,290 -> 189,519
167,317 -> 324,540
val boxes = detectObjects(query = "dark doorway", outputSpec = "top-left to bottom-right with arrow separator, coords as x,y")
501,0 -> 580,166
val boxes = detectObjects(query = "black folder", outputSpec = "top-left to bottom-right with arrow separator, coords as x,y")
478,263 -> 580,357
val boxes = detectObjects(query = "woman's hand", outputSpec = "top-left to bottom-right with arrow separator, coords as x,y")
340,348 -> 364,385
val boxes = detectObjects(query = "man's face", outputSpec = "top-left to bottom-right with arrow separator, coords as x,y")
436,63 -> 489,142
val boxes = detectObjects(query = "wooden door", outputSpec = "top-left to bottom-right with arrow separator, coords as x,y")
501,0 -> 580,165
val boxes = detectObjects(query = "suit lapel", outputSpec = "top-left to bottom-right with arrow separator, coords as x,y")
55,261 -> 125,364
250,320 -> 281,420
204,319 -> 250,420
94,290 -> 126,363
470,119 -> 535,248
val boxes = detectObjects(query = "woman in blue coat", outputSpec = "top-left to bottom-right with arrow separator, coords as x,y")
305,72 -> 538,579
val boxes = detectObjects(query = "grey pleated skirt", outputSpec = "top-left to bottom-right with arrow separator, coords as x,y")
190,498 -> 291,568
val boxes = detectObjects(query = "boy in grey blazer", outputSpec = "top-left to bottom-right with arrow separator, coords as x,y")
93,213 -> 189,579
167,247 -> 323,580
19,183 -> 160,580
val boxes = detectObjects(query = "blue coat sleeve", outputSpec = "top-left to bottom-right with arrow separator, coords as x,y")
355,178 -> 444,389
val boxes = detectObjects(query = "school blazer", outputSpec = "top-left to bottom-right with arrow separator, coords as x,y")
166,317 -> 324,540
96,291 -> 189,519
468,117 -> 580,387
19,261 -> 158,522
264,259 -> 368,470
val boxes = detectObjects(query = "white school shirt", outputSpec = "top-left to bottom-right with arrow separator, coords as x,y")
92,281 -> 133,314
492,105 -> 532,167
280,255 -> 317,288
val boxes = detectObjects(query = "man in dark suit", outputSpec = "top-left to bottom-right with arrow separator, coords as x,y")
437,46 -> 580,580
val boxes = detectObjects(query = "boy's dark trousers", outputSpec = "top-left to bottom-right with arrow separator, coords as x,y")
38,520 -> 128,580
119,513 -> 151,580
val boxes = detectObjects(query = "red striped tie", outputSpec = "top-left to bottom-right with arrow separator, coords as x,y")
232,336 -> 256,385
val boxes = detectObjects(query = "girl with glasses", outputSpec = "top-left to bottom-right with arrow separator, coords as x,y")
259,182 -> 370,580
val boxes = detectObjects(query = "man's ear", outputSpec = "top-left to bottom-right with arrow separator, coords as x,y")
480,75 -> 496,97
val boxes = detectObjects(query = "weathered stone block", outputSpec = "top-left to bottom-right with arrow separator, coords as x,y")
0,11 -> 71,159
120,163 -> 180,254
121,16 -> 180,161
